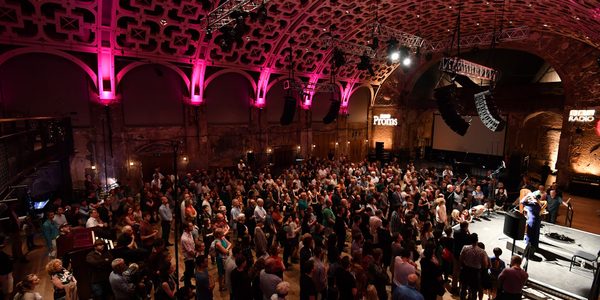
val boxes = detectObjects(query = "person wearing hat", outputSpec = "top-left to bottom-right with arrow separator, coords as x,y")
86,239 -> 113,300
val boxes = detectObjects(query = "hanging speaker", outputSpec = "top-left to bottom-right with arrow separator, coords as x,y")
474,90 -> 506,132
434,84 -> 470,136
280,95 -> 297,125
322,99 -> 341,124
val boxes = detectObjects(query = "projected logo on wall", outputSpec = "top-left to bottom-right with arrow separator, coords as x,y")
568,110 -> 595,122
373,114 -> 398,126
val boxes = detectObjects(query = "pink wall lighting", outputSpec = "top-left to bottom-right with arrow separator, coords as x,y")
255,68 -> 271,108
340,81 -> 355,113
97,49 -> 116,104
190,60 -> 206,105
302,75 -> 320,109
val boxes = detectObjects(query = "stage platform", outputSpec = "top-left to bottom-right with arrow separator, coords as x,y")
466,211 -> 600,300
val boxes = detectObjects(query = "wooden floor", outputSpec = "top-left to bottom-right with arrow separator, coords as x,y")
6,192 -> 598,300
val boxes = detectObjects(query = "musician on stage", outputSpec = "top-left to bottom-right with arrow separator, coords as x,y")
519,190 -> 542,270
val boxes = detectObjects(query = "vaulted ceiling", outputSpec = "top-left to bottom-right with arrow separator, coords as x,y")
0,0 -> 598,85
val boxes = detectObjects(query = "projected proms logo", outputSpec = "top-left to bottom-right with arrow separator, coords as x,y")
373,114 -> 398,126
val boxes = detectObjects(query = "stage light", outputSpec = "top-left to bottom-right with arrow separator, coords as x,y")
402,57 -> 412,66
333,48 -> 346,68
386,38 -> 399,63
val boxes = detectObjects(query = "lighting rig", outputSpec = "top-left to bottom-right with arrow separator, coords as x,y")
204,0 -> 269,50
424,26 -> 530,52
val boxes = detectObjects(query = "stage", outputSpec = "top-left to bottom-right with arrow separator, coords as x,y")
466,211 -> 600,300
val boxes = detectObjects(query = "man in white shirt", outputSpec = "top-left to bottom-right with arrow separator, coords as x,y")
86,209 -> 106,228
180,222 -> 196,289
53,207 -> 68,227
254,198 -> 267,223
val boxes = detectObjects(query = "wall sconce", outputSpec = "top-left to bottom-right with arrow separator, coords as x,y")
182,156 -> 188,162
365,139 -> 369,143
129,161 -> 134,166
346,141 -> 350,145
312,144 -> 316,148
91,165 -> 96,170
267,148 -> 272,153
335,142 -> 339,146
297,145 -> 301,150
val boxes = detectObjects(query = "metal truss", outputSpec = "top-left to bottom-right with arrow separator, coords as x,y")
206,0 -> 269,31
321,36 -> 377,58
285,79 -> 338,94
424,26 -> 530,52
369,23 -> 426,49
439,57 -> 499,81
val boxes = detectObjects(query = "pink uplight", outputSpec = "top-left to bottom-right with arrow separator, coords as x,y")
190,60 -> 206,106
255,69 -> 271,108
97,50 -> 116,104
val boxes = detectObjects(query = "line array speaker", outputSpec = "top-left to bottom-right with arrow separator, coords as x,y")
434,84 -> 470,136
280,95 -> 297,125
323,99 -> 341,124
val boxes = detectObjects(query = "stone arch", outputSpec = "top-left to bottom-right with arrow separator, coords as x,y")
517,111 -> 563,178
204,69 -> 257,95
116,61 -> 190,90
0,47 -> 98,88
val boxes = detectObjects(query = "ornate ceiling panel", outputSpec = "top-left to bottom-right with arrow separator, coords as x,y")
0,0 -> 598,84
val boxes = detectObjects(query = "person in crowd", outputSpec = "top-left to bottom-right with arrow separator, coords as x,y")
86,209 -> 107,228
155,262 -> 176,300
231,254 -> 252,300
225,247 -> 241,298
459,233 -> 489,300
420,241 -> 444,300
213,228 -> 231,291
497,256 -> 528,300
336,256 -> 357,300
109,258 -> 137,300
53,207 -> 68,228
139,211 -> 158,250
546,189 -> 569,224
489,247 -> 506,300
86,239 -> 113,300
271,281 -> 290,300
195,255 -> 214,300
46,258 -> 77,300
12,274 -> 42,300
300,260 -> 317,300
260,258 -> 283,300
179,222 -> 196,290
393,273 -> 424,300
158,196 -> 173,246
42,211 -> 60,257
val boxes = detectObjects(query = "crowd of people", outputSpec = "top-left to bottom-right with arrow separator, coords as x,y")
0,156 -> 564,300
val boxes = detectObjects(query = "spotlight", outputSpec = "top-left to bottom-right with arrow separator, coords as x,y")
333,48 -> 346,68
402,57 -> 412,66
357,53 -> 375,76
386,38 -> 399,63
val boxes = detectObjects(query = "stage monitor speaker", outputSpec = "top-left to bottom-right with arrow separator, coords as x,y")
280,95 -> 297,125
322,100 -> 341,124
434,84 -> 470,136
503,212 -> 526,240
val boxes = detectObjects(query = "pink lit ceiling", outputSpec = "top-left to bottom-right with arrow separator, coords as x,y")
0,0 -> 598,85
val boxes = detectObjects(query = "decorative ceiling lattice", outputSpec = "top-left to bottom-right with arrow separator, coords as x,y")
0,0 -> 598,84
